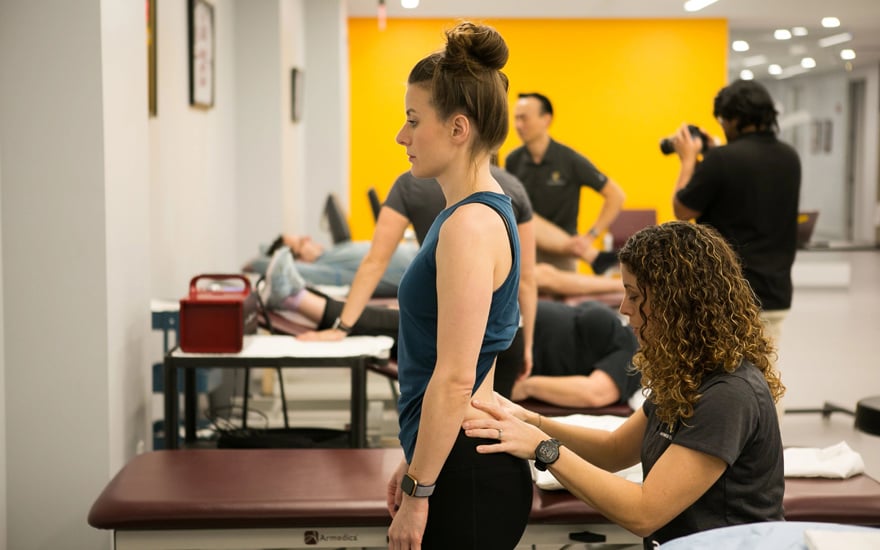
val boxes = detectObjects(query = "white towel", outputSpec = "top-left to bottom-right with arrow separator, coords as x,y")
804,528 -> 880,550
783,441 -> 865,479
531,414 -> 643,490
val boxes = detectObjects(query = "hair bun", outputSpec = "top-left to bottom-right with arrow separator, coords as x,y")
443,21 -> 508,72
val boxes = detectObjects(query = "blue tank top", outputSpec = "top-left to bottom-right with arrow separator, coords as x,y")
396,191 -> 521,462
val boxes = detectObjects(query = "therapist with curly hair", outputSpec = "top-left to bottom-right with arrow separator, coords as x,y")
464,221 -> 785,549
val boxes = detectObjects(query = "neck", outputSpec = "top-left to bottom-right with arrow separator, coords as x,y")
525,134 -> 551,163
437,157 -> 498,206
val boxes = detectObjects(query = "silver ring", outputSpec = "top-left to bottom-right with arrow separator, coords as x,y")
497,428 -> 503,440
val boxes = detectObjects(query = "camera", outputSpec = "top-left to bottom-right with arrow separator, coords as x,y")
659,124 -> 710,155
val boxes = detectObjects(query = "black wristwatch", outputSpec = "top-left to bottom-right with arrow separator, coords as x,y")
331,316 -> 352,334
534,439 -> 562,471
400,473 -> 435,498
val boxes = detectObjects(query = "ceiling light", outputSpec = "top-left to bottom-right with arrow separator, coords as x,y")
840,49 -> 856,60
740,70 -> 754,80
401,0 -> 419,8
818,32 -> 853,48
822,17 -> 841,28
792,27 -> 808,37
683,0 -> 720,12
743,55 -> 768,67
732,40 -> 749,52
778,65 -> 810,79
801,57 -> 816,69
774,29 -> 792,40
768,64 -> 783,76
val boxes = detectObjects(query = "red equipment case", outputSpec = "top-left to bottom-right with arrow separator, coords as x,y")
179,274 -> 258,353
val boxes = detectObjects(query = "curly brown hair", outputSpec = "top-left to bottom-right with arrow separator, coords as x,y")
618,221 -> 785,426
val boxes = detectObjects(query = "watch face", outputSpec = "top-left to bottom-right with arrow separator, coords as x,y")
536,440 -> 559,463
401,474 -> 416,496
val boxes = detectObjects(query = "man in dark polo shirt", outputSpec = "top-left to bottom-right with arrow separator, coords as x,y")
506,92 -> 626,271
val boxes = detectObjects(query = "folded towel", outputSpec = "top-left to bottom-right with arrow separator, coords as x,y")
784,441 -> 865,479
531,414 -> 643,490
804,528 -> 880,550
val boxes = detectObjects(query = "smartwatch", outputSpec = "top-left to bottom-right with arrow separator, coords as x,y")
534,439 -> 562,471
331,317 -> 352,334
587,228 -> 600,239
400,473 -> 435,498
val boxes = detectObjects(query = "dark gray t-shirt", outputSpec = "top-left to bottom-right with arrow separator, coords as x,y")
640,360 -> 784,548
505,138 -> 607,234
532,300 -> 640,402
384,166 -> 534,245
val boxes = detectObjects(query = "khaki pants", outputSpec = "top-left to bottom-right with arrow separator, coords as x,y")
760,309 -> 789,426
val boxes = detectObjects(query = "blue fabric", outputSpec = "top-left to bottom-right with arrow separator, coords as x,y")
396,191 -> 520,462
660,521 -> 880,549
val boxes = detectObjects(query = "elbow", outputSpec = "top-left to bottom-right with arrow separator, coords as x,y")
628,521 -> 657,539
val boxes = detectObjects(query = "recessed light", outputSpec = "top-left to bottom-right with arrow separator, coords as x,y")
801,57 -> 817,69
742,55 -> 768,67
774,29 -> 792,40
401,0 -> 419,8
740,70 -> 755,80
768,64 -> 783,75
683,0 -> 720,13
732,40 -> 750,52
840,49 -> 856,60
818,32 -> 853,48
822,17 -> 841,28
792,27 -> 808,37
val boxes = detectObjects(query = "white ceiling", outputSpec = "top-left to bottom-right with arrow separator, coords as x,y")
346,0 -> 880,81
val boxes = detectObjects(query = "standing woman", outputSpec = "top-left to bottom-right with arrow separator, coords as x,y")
464,221 -> 785,548
386,22 -> 531,550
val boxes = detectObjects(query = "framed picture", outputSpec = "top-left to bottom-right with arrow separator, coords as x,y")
147,0 -> 157,117
188,0 -> 215,109
291,68 -> 303,122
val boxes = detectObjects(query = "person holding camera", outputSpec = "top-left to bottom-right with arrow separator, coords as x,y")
506,92 -> 626,272
669,79 -> 800,408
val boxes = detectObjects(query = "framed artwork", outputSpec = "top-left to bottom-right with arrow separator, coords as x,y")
188,0 -> 215,109
147,0 -> 157,116
291,68 -> 303,122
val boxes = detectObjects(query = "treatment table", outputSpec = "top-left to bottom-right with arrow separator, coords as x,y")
89,447 -> 880,549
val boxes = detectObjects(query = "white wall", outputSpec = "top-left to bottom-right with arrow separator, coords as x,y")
0,0 -> 313,547
764,65 -> 880,243
148,0 -> 240,301
301,0 -> 350,246
0,0 -> 150,547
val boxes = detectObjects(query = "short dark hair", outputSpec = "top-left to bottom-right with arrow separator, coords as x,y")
713,79 -> 778,133
518,92 -> 553,117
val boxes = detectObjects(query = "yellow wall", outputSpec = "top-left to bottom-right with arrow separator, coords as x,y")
348,17 -> 728,240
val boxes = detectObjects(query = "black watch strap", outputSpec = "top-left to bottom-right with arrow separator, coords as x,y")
331,317 -> 352,334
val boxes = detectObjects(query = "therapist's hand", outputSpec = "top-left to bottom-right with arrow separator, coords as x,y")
387,495 -> 429,550
463,399 -> 546,460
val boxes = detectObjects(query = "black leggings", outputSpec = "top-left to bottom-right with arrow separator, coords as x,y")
419,430 -> 532,549
318,294 -> 524,399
